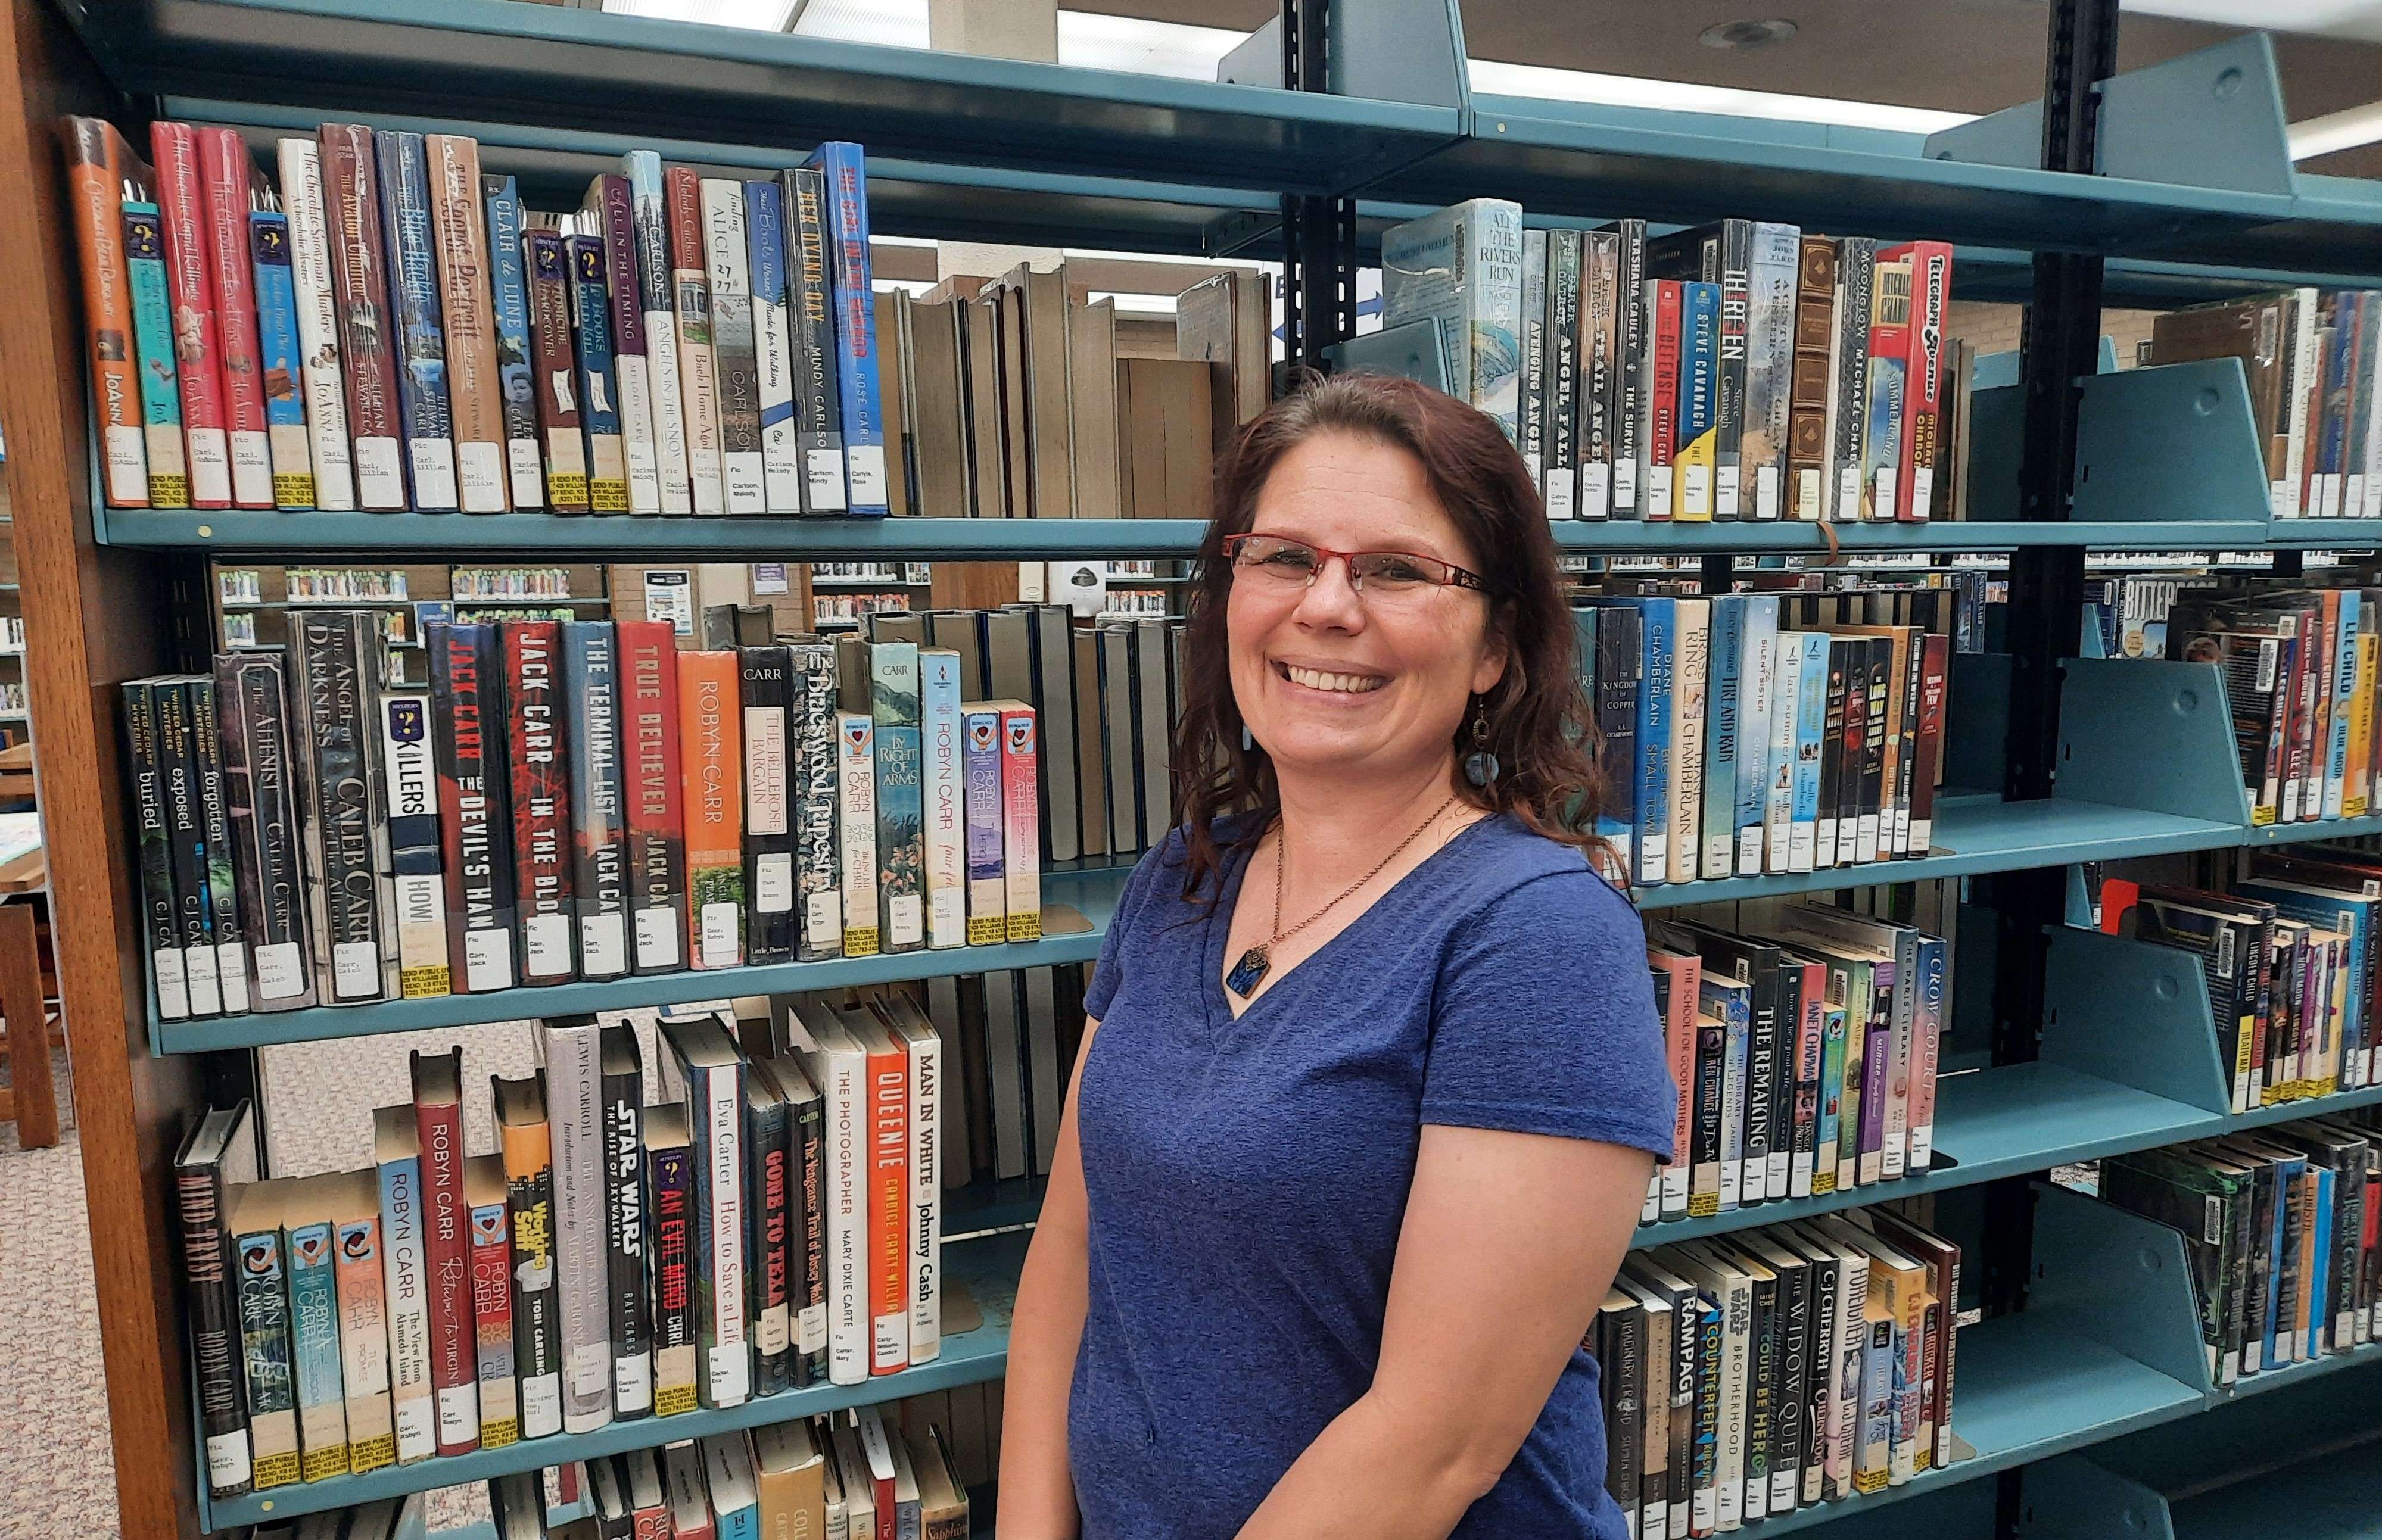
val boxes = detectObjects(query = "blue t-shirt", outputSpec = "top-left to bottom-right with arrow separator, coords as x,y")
1070,810 -> 1677,1540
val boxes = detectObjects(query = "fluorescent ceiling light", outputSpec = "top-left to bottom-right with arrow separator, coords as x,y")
2120,0 -> 2382,44
1057,12 -> 1246,77
1470,58 -> 1977,135
2291,99 -> 2382,158
605,0 -> 799,27
790,0 -> 925,46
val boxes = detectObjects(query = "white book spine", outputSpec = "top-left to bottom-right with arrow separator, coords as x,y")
698,1061 -> 749,1406
2285,288 -> 2318,517
838,713 -> 880,952
545,1024 -> 614,1433
378,1159 -> 435,1464
702,180 -> 766,515
1667,602 -> 1708,887
619,348 -> 662,514
646,313 -> 695,514
1829,1257 -> 1866,1499
826,1034 -> 870,1385
907,1028 -> 942,1364
751,242 -> 802,515
921,654 -> 966,949
680,285 -> 726,517
1764,642 -> 1799,876
276,139 -> 356,511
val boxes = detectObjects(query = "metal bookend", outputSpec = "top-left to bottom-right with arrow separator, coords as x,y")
2054,659 -> 2256,827
2030,1180 -> 2220,1393
2013,1455 -> 2175,1540
1963,360 -> 2269,528
2041,927 -> 2235,1117
1218,0 -> 1469,113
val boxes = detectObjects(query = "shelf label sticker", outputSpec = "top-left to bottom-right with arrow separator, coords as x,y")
580,912 -> 627,977
1838,466 -> 1862,523
519,1374 -> 561,1435
1545,467 -> 1575,521
407,438 -> 460,512
805,448 -> 848,511
755,852 -> 794,914
569,1343 -> 609,1398
331,939 -> 379,999
152,947 -> 191,1020
636,906 -> 682,969
1581,462 -> 1612,520
614,1351 -> 653,1411
887,892 -> 924,949
807,890 -> 841,950
1614,457 -> 1639,513
845,444 -> 888,508
434,1383 -> 479,1444
204,1430 -> 253,1492
1754,465 -> 1781,522
705,1345 -> 751,1405
1911,466 -> 1935,522
214,942 -> 251,1015
463,927 -> 516,993
457,441 -> 508,513
524,914 -> 572,976
354,437 -> 406,508
1648,465 -> 1674,518
1715,464 -> 1740,519
1681,463 -> 1712,519
700,900 -> 740,968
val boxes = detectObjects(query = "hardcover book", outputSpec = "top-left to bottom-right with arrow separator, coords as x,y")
327,1169 -> 395,1473
316,124 -> 404,508
646,1105 -> 700,1416
744,1061 -> 793,1395
921,648 -> 966,949
194,126 -> 273,508
522,229 -> 590,512
996,702 -> 1042,941
61,117 -> 148,504
667,166 -> 727,516
425,133 -> 507,510
154,685 -> 222,1018
680,650 -> 746,968
370,130 -> 459,510
491,1072 -> 563,1440
464,1155 -> 520,1447
873,642 -> 927,953
174,1101 -> 257,1497
480,174 -> 543,510
805,142 -> 889,515
247,208 -> 316,509
120,167 -> 192,507
409,1046 -> 479,1455
566,232 -> 632,513
378,682 -> 452,997
503,619 -> 577,982
229,1184 -> 300,1487
783,166 -> 848,515
372,1105 -> 437,1464
425,621 -> 518,993
743,177 -> 802,512
149,120 -> 233,507
183,678 -> 249,1014
275,137 -> 356,510
590,174 -> 663,514
701,179 -> 767,513
289,610 -> 395,1003
660,1016 -> 751,1408
1380,197 -> 1526,441
622,150 -> 695,514
538,1014 -> 614,1435
563,621 -> 631,980
740,644 -> 799,963
793,640 -> 843,960
962,704 -> 1005,945
600,1024 -> 652,1419
620,619 -> 688,972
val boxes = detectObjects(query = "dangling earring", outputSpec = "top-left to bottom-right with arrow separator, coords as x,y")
1463,699 -> 1500,788
1241,721 -> 1255,753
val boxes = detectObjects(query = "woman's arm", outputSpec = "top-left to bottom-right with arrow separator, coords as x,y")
1233,1124 -> 1654,1540
997,1017 -> 1103,1540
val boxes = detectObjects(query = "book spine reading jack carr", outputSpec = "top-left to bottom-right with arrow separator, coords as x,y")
565,621 -> 632,980
505,620 -> 577,983
620,619 -> 689,972
426,621 -> 518,994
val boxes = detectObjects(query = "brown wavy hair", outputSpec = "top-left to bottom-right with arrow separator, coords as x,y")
1169,370 -> 1612,904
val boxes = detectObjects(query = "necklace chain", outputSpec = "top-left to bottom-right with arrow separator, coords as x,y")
1266,791 -> 1464,951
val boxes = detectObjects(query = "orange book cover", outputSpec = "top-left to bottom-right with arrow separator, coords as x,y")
677,650 -> 744,969
61,116 -> 148,506
852,1009 -> 911,1377
1646,944 -> 1698,1221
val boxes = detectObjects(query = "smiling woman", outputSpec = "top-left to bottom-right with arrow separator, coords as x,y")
997,372 -> 1678,1540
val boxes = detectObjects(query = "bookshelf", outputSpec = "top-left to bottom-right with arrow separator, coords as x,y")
11,0 -> 2382,1536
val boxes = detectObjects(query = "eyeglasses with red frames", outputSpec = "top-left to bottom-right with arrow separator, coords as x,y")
1219,533 -> 1493,597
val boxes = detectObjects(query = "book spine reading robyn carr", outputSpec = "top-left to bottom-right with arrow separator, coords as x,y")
150,121 -> 232,508
60,117 -> 145,504
740,644 -> 799,964
998,703 -> 1042,941
619,619 -> 688,973
793,640 -> 843,960
194,127 -> 272,509
667,166 -> 727,516
593,174 -> 663,515
315,124 -> 404,509
465,1159 -> 519,1448
427,622 -> 517,995
372,130 -> 460,511
624,150 -> 695,514
962,704 -> 1005,944
743,177 -> 802,513
426,133 -> 507,511
505,620 -> 577,983
481,174 -> 544,511
221,654 -> 314,1009
275,138 -> 355,510
523,229 -> 590,512
125,684 -> 189,1020
784,165 -> 848,516
565,621 -> 631,980
808,141 -> 889,516
247,205 -> 317,510
681,649 -> 746,968
702,178 -> 767,515
839,710 -> 883,958
411,1048 -> 479,1456
232,1198 -> 300,1488
378,678 -> 453,998
600,1025 -> 652,1419
292,610 -> 397,1003
186,679 -> 251,1014
121,167 -> 192,509
566,230 -> 632,514
921,649 -> 966,950
874,643 -> 927,955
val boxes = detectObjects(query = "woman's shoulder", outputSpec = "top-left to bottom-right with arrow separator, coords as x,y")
1438,813 -> 1639,942
1119,810 -> 1265,911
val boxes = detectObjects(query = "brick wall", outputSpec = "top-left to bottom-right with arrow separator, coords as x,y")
1946,301 -> 2162,369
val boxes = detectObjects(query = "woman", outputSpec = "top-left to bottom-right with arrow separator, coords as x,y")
999,372 -> 1676,1540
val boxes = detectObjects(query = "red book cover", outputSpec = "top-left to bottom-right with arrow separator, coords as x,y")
465,1155 -> 518,1448
1647,279 -> 1682,523
410,1046 -> 480,1455
1907,633 -> 1950,853
316,124 -> 407,510
619,619 -> 688,974
196,126 -> 273,507
1646,945 -> 1698,1180
149,121 -> 232,508
1879,241 -> 1951,521
678,649 -> 743,970
502,619 -> 575,982
860,1019 -> 910,1376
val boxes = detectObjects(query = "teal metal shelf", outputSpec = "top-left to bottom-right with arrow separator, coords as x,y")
2259,519 -> 2382,549
153,865 -> 1128,1054
200,1231 -> 1023,1532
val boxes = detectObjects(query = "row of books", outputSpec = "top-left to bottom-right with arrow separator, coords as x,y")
2163,584 -> 2382,828
123,619 -> 1044,1020
177,999 -> 960,1497
2102,855 -> 2382,1114
1382,202 -> 1956,523
63,118 -> 888,516
1578,588 -> 1953,887
2088,1107 -> 2382,1388
1645,903 -> 1947,1224
1593,1206 -> 1960,1540
2150,288 -> 2382,520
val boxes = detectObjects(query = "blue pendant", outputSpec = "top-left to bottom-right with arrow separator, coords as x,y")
1226,945 -> 1271,999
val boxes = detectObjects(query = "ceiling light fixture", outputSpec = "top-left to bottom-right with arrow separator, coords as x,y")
1698,19 -> 1799,49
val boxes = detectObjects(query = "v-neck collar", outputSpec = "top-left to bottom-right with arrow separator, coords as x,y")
1202,812 -> 1502,1028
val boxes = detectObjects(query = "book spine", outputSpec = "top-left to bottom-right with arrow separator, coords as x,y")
566,233 -> 631,513
1701,598 -> 1742,880
873,646 -> 926,954
295,613 -> 393,1002
379,1148 -> 436,1463
1764,640 -> 1799,876
1788,236 -> 1835,522
839,710 -> 882,957
1791,632 -> 1828,873
316,124 -> 405,508
907,1027 -> 942,1363
619,620 -> 688,972
741,646 -> 799,964
795,641 -> 843,959
186,679 -> 250,1014
1518,229 -> 1547,491
786,166 -> 848,515
603,1059 -> 651,1418
122,188 -> 191,507
1543,230 -> 1581,521
247,211 -> 316,508
175,1161 -> 252,1494
597,175 -> 664,514
867,1034 -> 911,1375
1633,602 -> 1674,884
1612,220 -> 1648,516
692,1058 -> 751,1407
1861,260 -> 1911,523
681,650 -> 746,968
235,1222 -> 300,1487
564,622 -> 631,979
426,622 -> 516,992
921,651 -> 966,949
372,132 -> 459,510
668,166 -> 727,516
522,230 -> 590,512
1000,706 -> 1042,941
1646,281 -> 1680,520
62,119 -> 147,503
544,1024 -> 613,1434
962,707 -> 1004,944
228,655 -> 315,1008
503,1134 -> 562,1439
1832,240 -> 1875,522
750,1098 -> 792,1396
700,179 -> 767,513
379,687 -> 452,997
196,127 -> 273,507
1712,222 -> 1752,519
481,175 -> 544,510
125,684 -> 191,1018
820,1039 -> 867,1385
156,680 -> 222,1015
1676,282 -> 1719,520
275,139 -> 356,510
505,621 -> 576,981
624,151 -> 695,514
1894,242 -> 1951,522
425,134 -> 506,510
1670,604 -> 1708,887
649,1141 -> 699,1416
150,121 -> 232,506
745,178 -> 804,513
796,1089 -> 826,1384
331,1207 -> 394,1473
1743,222 -> 1798,520
812,143 -> 889,516
468,1192 -> 519,1447
415,1084 -> 479,1454
1580,232 -> 1618,520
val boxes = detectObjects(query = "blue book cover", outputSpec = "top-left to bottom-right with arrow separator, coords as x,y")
235,1213 -> 300,1488
2310,1164 -> 2334,1348
1735,594 -> 1777,875
1702,974 -> 1748,1212
1632,597 -> 1676,886
805,141 -> 888,516
2327,590 -> 2359,817
372,130 -> 457,510
2237,878 -> 2374,1092
2320,302 -> 2353,513
481,175 -> 542,510
283,1214 -> 348,1480
248,210 -> 314,510
1702,594 -> 1742,881
871,641 -> 925,953
1813,1000 -> 1846,1193
1677,280 -> 1721,518
743,178 -> 802,512
1791,631 -> 1828,872
565,234 -> 630,513
122,194 -> 188,507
